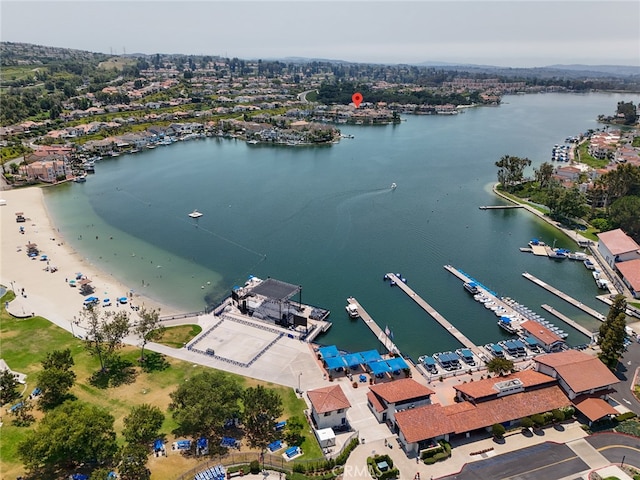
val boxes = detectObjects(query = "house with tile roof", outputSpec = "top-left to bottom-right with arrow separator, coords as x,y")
393,372 -> 570,454
597,229 -> 640,268
616,258 -> 640,299
367,378 -> 434,424
519,320 -> 566,352
534,350 -> 620,425
306,385 -> 351,430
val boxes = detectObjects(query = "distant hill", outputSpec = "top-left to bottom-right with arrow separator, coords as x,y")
546,64 -> 640,76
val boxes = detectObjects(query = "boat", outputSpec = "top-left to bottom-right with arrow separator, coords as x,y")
548,248 -> 569,260
568,251 -> 588,261
498,316 -> 519,334
519,247 -> 533,253
391,183 -> 397,190
345,303 -> 359,319
596,278 -> 610,290
528,238 -> 546,248
74,175 -> 87,183
188,209 -> 203,218
584,259 -> 596,270
463,282 -> 479,294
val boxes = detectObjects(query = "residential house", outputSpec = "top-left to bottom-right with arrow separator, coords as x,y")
20,159 -> 69,183
367,378 -> 434,424
306,385 -> 351,430
534,350 -> 620,425
597,229 -> 640,267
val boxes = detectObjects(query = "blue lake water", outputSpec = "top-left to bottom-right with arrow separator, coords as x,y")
45,92 -> 640,360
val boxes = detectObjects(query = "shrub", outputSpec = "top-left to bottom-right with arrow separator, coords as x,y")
492,423 -> 506,439
552,409 -> 565,423
531,414 -> 545,427
335,437 -> 359,466
421,441 -> 451,465
616,411 -> 637,422
250,460 -> 260,474
520,417 -> 534,429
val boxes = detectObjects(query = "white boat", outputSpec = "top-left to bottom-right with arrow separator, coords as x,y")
188,209 -> 203,218
345,303 -> 359,319
568,252 -> 588,260
391,183 -> 397,190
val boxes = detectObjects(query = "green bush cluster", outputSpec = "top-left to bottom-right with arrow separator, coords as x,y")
615,411 -> 637,422
367,454 -> 398,479
420,441 -> 451,465
335,437 -> 359,465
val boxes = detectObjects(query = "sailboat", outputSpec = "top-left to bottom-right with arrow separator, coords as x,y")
188,209 -> 203,218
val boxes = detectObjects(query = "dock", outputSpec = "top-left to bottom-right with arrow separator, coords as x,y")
522,272 -> 606,322
540,304 -> 595,339
347,297 -> 399,354
386,273 -> 483,358
479,205 -> 524,210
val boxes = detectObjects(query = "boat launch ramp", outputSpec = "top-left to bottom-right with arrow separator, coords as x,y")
385,273 -> 483,358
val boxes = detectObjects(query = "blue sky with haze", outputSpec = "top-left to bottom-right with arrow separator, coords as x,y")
2,1 -> 638,67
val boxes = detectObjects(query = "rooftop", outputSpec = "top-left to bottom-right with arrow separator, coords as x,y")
369,378 -> 435,404
453,370 -> 557,400
535,350 -> 619,393
598,229 -> 640,255
307,385 -> 351,414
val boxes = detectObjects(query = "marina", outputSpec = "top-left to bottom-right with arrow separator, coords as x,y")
522,272 -> 607,322
540,304 -> 595,339
346,297 -> 398,354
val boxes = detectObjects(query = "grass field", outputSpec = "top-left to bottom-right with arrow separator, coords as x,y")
0,291 -> 321,479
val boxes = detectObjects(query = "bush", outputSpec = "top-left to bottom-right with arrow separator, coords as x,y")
531,414 -> 545,427
520,417 -> 534,429
250,460 -> 260,474
335,437 -> 359,466
492,423 -> 506,439
420,441 -> 451,465
616,411 -> 637,422
552,409 -> 565,423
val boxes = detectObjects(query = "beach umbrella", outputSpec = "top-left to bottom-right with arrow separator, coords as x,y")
118,297 -> 127,304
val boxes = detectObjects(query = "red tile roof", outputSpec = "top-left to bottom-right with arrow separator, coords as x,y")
520,320 -> 563,346
367,391 -> 385,413
307,385 -> 351,414
535,350 -> 619,393
369,378 -> 434,404
395,386 -> 570,443
598,229 -> 640,255
617,259 -> 640,291
572,396 -> 618,422
454,370 -> 557,400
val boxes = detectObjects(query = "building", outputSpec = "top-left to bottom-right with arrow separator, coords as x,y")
393,372 -> 570,454
20,159 -> 69,183
306,385 -> 351,430
519,320 -> 566,352
616,259 -> 640,298
597,229 -> 640,268
367,378 -> 434,424
534,350 -> 620,425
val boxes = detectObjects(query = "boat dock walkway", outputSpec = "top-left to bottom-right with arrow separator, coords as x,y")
347,297 -> 399,354
540,304 -> 595,339
522,272 -> 606,322
479,205 -> 524,210
386,273 -> 482,357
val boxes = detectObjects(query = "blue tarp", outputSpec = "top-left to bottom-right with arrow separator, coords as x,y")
342,352 -> 364,368
386,357 -> 409,371
318,345 -> 340,359
368,360 -> 392,375
325,356 -> 346,370
360,350 -> 383,363
197,437 -> 208,449
500,316 -> 512,323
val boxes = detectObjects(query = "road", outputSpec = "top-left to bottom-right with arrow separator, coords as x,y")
297,89 -> 317,103
587,432 -> 640,469
611,340 -> 640,415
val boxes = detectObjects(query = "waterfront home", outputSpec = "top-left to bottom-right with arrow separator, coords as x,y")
597,228 -> 640,268
616,259 -> 640,298
534,350 -> 620,425
20,159 -> 69,183
306,385 -> 351,430
367,378 -> 434,424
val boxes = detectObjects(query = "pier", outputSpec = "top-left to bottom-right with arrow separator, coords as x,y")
540,304 -> 595,339
479,205 -> 524,210
347,297 -> 399,354
386,273 -> 483,358
522,272 -> 606,322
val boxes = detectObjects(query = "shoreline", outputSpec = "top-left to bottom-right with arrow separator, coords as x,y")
0,186 -> 180,336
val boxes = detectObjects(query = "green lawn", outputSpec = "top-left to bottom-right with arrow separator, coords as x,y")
155,324 -> 202,348
0,291 -> 321,478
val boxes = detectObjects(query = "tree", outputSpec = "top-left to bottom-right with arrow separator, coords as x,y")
534,161 -> 555,189
491,423 -> 505,439
551,409 -> 565,423
598,294 -> 627,369
133,307 -> 164,363
530,413 -> 545,428
17,401 -> 118,473
82,307 -> 131,372
122,404 -> 165,447
495,155 -> 531,192
12,398 -> 35,426
520,416 -> 534,430
169,371 -> 243,442
0,368 -> 20,406
242,385 -> 283,450
609,196 -> 640,242
486,357 -> 514,376
118,443 -> 151,480
283,416 -> 305,447
37,348 -> 76,409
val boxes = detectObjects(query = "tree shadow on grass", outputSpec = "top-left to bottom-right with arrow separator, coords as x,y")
140,352 -> 170,373
89,356 -> 138,389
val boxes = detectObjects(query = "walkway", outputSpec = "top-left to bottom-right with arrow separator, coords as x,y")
522,272 -> 606,322
540,304 -> 595,339
347,297 -> 398,353
386,273 -> 481,358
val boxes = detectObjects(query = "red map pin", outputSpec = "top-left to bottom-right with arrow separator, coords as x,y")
352,92 -> 363,108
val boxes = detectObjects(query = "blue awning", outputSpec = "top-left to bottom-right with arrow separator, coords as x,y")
386,357 -> 409,371
318,345 -> 340,359
500,316 -> 512,323
368,360 -> 392,375
325,356 -> 346,370
360,350 -> 383,363
342,353 -> 364,367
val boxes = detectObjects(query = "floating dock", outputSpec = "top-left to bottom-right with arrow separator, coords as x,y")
386,273 -> 483,358
347,297 -> 399,354
522,272 -> 606,322
540,304 -> 595,339
479,205 -> 524,210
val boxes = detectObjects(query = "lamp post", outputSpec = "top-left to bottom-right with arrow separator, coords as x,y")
298,372 -> 302,394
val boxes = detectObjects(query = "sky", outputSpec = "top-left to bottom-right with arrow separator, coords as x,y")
1,0 -> 639,68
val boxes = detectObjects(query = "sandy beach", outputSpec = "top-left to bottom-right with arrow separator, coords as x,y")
0,186 -> 179,336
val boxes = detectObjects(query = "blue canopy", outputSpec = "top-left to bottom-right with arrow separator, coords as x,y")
342,352 -> 364,367
197,437 -> 208,448
318,345 -> 340,359
500,316 -> 512,323
360,350 -> 383,363
368,360 -> 392,375
154,439 -> 164,451
386,357 -> 409,371
523,336 -> 539,346
176,439 -> 191,449
325,356 -> 346,370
